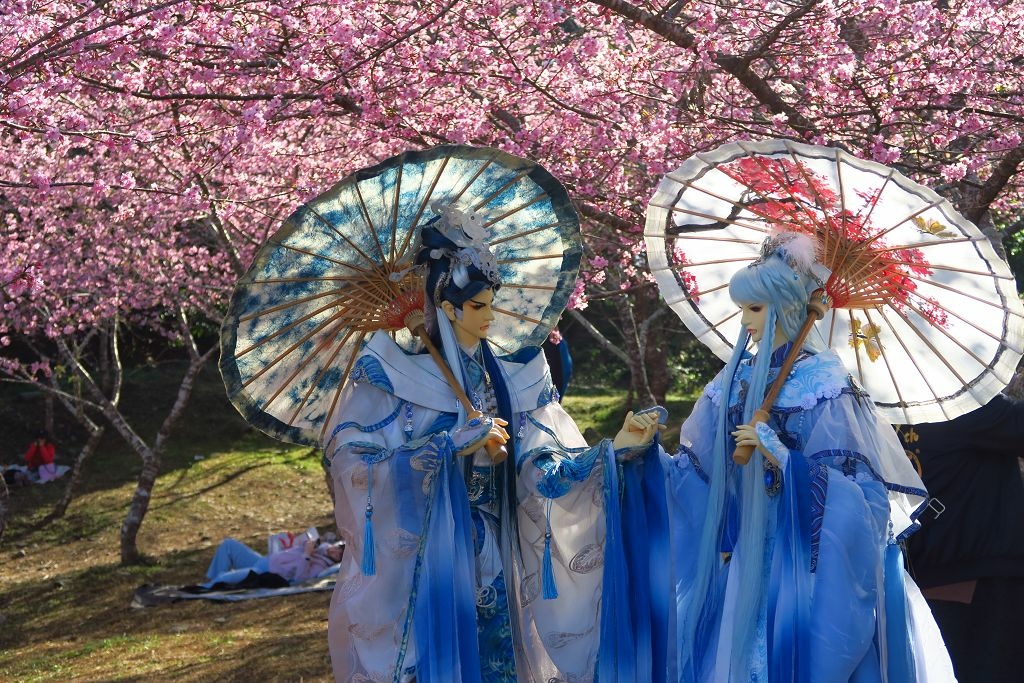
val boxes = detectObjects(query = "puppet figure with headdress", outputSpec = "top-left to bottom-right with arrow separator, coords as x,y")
666,231 -> 954,682
323,200 -> 668,682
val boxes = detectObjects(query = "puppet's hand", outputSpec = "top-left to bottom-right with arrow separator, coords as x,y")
453,413 -> 509,461
612,407 -> 666,452
482,417 -> 509,464
731,423 -> 780,467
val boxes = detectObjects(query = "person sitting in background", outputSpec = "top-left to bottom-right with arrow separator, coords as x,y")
204,536 -> 344,588
23,431 -> 57,482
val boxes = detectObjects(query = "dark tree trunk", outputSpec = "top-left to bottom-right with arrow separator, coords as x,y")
636,288 -> 670,405
44,391 -> 55,438
644,326 -> 670,405
120,451 -> 161,564
48,425 -> 105,520
117,340 -> 210,564
0,473 -> 9,542
612,294 -> 657,406
323,465 -> 337,509
1007,368 -> 1024,400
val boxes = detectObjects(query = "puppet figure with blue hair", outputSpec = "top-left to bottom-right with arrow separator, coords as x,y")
323,200 -> 670,683
666,231 -> 954,682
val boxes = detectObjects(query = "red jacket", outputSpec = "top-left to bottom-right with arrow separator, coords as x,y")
24,441 -> 55,468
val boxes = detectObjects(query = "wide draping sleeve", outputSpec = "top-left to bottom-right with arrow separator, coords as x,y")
781,391 -> 929,682
664,389 -> 718,605
325,378 -> 481,683
512,400 -> 671,683
787,394 -> 890,681
765,387 -> 937,679
798,391 -> 927,539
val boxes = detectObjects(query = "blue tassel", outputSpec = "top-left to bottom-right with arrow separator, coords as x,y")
362,512 -> 376,575
884,540 -> 914,682
361,463 -> 376,576
542,501 -> 558,599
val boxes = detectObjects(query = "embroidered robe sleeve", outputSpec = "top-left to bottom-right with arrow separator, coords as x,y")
324,378 -> 473,682
512,399 -> 670,682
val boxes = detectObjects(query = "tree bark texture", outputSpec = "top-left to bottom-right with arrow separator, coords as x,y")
49,424 -> 105,520
119,451 -> 162,564
612,293 -> 658,407
119,349 -> 211,564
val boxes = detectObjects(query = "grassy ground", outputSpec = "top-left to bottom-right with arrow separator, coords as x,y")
0,363 -> 694,682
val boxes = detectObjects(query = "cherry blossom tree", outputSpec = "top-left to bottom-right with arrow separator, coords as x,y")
3,0 -> 1023,560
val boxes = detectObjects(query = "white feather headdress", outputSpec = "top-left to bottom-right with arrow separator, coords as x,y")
754,229 -> 831,288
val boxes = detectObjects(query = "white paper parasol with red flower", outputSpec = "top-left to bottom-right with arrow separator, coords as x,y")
645,139 -> 1024,427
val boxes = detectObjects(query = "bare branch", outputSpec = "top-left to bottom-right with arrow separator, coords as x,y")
1002,215 -> 1024,239
2,0 -> 184,76
151,344 -> 217,455
567,309 -> 630,363
55,338 -> 150,456
177,307 -> 200,361
0,377 -> 104,413
75,75 -> 362,114
578,202 -> 640,232
638,306 -> 668,352
740,0 -> 822,67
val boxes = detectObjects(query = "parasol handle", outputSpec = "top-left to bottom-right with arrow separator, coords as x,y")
406,315 -> 475,414
404,310 -> 508,462
733,289 -> 829,466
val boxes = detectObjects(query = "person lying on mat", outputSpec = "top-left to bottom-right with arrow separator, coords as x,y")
203,536 -> 344,587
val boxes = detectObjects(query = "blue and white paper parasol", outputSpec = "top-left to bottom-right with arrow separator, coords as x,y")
221,145 -> 582,445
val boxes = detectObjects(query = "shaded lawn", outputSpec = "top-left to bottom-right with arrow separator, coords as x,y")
0,364 -> 695,682
0,444 -> 335,682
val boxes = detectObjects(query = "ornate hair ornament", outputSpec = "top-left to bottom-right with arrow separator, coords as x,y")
750,229 -> 828,290
427,199 -> 501,301
430,199 -> 488,245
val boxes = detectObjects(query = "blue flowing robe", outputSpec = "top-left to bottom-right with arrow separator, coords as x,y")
323,332 -> 668,683
667,345 -> 946,682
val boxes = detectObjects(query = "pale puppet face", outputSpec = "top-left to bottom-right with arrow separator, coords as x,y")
738,302 -> 769,343
738,301 -> 792,348
442,288 -> 496,347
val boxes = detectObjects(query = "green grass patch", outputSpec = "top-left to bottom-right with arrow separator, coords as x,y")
64,634 -> 162,660
562,388 -> 697,451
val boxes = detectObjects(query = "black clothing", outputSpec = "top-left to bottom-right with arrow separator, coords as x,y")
897,394 -> 1024,588
897,393 -> 1024,683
